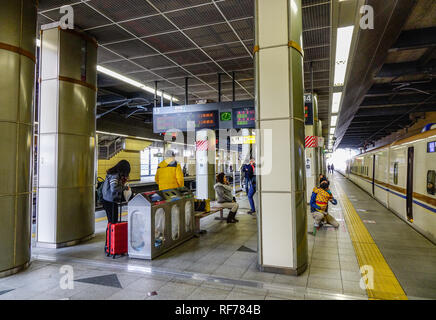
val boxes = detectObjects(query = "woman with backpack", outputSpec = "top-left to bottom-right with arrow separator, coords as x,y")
101,160 -> 131,224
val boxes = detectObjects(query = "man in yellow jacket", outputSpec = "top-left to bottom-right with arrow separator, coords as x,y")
155,150 -> 184,190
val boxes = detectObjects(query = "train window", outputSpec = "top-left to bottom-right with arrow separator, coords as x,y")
427,170 -> 436,195
393,162 -> 399,185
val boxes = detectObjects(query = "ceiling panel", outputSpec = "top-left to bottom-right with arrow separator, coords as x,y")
151,0 -> 211,12
165,49 -> 211,65
104,39 -> 157,60
86,24 -> 133,43
132,55 -> 176,70
119,15 -> 177,37
165,3 -> 224,29
215,0 -> 254,20
142,31 -> 195,52
88,0 -> 158,22
184,23 -> 239,47
230,18 -> 255,41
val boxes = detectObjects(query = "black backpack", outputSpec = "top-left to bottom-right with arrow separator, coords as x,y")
96,177 -> 105,202
194,199 -> 207,212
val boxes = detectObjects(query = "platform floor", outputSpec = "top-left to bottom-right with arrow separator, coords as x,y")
1,173 -> 435,300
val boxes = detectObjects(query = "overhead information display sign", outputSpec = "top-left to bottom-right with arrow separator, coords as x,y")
233,107 -> 255,129
152,100 -> 255,133
154,111 -> 218,133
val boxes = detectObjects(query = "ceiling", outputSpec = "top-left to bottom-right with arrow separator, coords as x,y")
37,0 -> 332,136
336,0 -> 436,149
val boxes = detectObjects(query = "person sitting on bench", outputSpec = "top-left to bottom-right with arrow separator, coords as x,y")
214,172 -> 239,223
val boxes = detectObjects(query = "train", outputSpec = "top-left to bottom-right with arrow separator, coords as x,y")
341,127 -> 436,244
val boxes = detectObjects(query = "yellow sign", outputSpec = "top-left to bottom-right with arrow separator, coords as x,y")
243,136 -> 256,144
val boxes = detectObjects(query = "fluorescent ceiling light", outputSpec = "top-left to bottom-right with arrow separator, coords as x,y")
97,66 -> 178,102
330,127 -> 335,134
331,92 -> 342,113
334,26 -> 354,87
330,115 -> 338,127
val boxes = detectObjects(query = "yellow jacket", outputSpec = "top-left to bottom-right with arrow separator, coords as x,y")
155,159 -> 184,191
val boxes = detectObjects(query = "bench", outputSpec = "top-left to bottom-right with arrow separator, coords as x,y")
194,207 -> 225,234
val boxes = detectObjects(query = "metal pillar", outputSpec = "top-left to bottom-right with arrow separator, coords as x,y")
154,81 -> 158,108
218,73 -> 222,102
0,0 -> 37,277
37,26 -> 97,248
232,71 -> 236,101
185,77 -> 189,105
255,0 -> 307,275
318,119 -> 324,175
305,93 -> 318,202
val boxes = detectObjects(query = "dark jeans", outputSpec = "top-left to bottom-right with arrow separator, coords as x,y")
248,182 -> 256,212
102,200 -> 119,224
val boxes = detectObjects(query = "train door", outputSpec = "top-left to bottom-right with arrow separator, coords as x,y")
406,147 -> 414,222
372,155 -> 376,196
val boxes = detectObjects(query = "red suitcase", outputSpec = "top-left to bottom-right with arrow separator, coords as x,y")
105,201 -> 128,258
106,222 -> 128,258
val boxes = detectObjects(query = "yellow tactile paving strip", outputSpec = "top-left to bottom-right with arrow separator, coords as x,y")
335,183 -> 408,300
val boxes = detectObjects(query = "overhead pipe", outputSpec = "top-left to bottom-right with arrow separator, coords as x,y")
97,97 -> 149,107
218,73 -> 222,102
185,77 -> 189,105
154,81 -> 158,108
232,71 -> 236,101
96,101 -> 129,119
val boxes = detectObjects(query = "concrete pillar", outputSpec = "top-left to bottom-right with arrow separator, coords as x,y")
0,0 -> 37,277
313,94 -> 320,177
255,0 -> 307,274
305,93 -> 319,201
37,26 -> 97,248
196,130 -> 216,201
317,120 -> 324,175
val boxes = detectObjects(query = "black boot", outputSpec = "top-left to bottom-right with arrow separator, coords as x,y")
232,212 -> 239,223
227,211 -> 236,223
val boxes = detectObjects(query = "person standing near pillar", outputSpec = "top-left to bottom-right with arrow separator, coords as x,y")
102,160 -> 131,224
247,158 -> 257,215
241,160 -> 251,195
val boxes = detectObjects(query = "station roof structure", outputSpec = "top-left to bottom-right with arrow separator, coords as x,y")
334,0 -> 436,149
37,0 -> 333,141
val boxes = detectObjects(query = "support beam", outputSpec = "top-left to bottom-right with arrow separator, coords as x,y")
376,60 -> 436,78
255,0 -> 307,275
0,0 -> 37,277
218,73 -> 222,102
356,105 -> 436,116
390,27 -> 436,51
185,77 -> 189,105
37,27 -> 97,248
